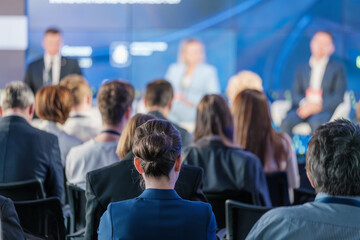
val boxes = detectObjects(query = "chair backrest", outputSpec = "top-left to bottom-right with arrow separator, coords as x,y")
205,191 -> 254,229
66,183 -> 86,233
0,179 -> 45,201
293,188 -> 316,205
265,171 -> 290,206
226,200 -> 272,240
14,197 -> 66,240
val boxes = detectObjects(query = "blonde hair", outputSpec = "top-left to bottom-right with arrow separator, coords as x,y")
226,70 -> 263,103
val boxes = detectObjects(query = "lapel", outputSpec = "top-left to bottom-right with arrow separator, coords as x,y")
60,57 -> 67,79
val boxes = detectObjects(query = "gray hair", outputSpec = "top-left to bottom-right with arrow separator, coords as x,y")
0,82 -> 34,110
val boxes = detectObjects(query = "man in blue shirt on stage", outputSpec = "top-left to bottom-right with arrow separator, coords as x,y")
247,119 -> 360,239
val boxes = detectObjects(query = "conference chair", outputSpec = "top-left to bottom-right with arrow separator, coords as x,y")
67,183 -> 86,234
265,171 -> 290,206
14,197 -> 66,240
0,178 -> 45,201
205,191 -> 254,229
225,200 -> 272,240
293,188 -> 316,205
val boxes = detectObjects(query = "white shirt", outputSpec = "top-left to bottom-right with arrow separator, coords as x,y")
37,120 -> 83,166
309,56 -> 329,90
63,108 -> 102,142
65,139 -> 120,190
43,53 -> 61,85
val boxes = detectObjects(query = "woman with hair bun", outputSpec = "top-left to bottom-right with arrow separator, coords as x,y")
98,119 -> 217,240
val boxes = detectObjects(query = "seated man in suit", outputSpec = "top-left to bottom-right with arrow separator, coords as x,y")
66,80 -> 134,189
0,195 -> 25,240
0,82 -> 64,202
247,119 -> 360,239
280,31 -> 347,135
144,79 -> 192,147
60,74 -> 102,142
25,27 -> 82,94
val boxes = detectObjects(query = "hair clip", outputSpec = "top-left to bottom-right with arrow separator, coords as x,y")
171,145 -> 181,152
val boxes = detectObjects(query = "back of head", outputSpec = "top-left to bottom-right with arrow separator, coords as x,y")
60,74 -> 91,107
226,70 -> 263,103
306,119 -> 360,196
194,94 -> 233,146
133,119 -> 181,178
97,80 -> 134,126
35,85 -> 73,124
145,79 -> 173,108
116,113 -> 156,159
1,81 -> 34,111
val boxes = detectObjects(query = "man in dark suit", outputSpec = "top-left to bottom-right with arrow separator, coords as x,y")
0,82 -> 64,203
25,28 -> 82,94
0,195 -> 25,240
144,79 -> 192,147
85,151 -> 206,240
280,31 -> 347,135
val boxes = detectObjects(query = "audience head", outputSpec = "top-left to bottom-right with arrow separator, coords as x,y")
310,31 -> 334,60
60,74 -> 92,111
226,70 -> 263,103
116,113 -> 156,159
144,79 -> 173,116
42,27 -> 62,57
133,119 -> 182,187
194,94 -> 233,146
35,85 -> 73,125
356,100 -> 360,123
178,38 -> 205,66
97,80 -> 134,127
0,81 -> 35,122
306,119 -> 360,196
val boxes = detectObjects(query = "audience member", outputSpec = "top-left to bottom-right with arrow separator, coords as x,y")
144,79 -> 192,147
183,94 -> 271,207
60,74 -> 102,141
232,89 -> 300,200
0,195 -> 25,240
166,38 -> 220,125
98,119 -> 217,240
85,114 -> 206,240
66,80 -> 134,189
226,70 -> 263,104
0,82 -> 64,202
247,119 -> 360,239
25,28 -> 82,94
280,31 -> 347,135
35,85 -> 82,166
356,100 -> 360,123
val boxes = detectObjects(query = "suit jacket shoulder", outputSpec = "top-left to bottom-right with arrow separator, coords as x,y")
0,196 -> 25,240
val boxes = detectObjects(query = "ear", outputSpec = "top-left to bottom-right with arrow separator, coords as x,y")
174,155 -> 182,172
134,157 -> 144,174
86,94 -> 91,105
0,106 -> 2,117
168,99 -> 173,110
306,171 -> 316,189
28,104 -> 34,118
143,98 -> 148,108
125,106 -> 131,119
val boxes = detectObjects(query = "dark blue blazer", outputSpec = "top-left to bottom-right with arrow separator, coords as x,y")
291,59 -> 347,112
0,195 -> 25,240
98,189 -> 217,240
0,116 -> 64,202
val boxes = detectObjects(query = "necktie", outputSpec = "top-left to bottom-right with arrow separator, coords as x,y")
47,60 -> 53,85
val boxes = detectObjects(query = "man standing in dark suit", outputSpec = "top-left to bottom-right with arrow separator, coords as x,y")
0,82 -> 64,203
25,28 -> 82,94
280,31 -> 347,135
144,79 -> 192,148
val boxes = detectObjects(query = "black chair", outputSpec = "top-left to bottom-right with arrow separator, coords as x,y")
0,179 -> 45,201
205,191 -> 254,229
67,183 -> 86,234
225,200 -> 272,240
14,197 -> 66,240
293,188 -> 316,205
265,171 -> 290,206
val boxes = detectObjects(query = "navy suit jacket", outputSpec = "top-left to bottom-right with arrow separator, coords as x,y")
0,195 -> 25,240
98,189 -> 217,240
24,56 -> 82,94
291,58 -> 347,113
0,116 -> 64,202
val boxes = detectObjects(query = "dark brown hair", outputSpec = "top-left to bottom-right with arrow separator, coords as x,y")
133,119 -> 181,178
194,94 -> 234,147
145,79 -> 173,107
35,85 -> 73,124
116,113 -> 156,159
45,27 -> 61,35
97,80 -> 134,126
60,74 -> 91,106
232,89 -> 288,168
